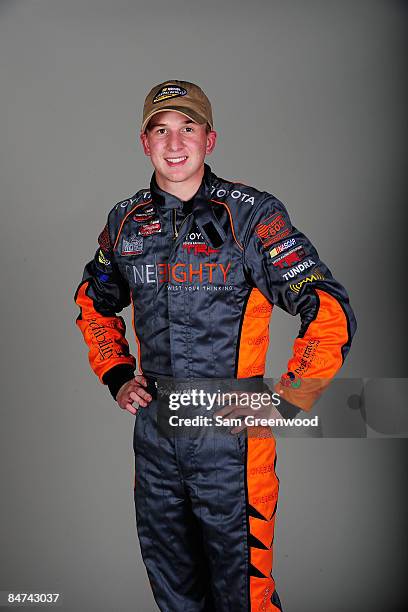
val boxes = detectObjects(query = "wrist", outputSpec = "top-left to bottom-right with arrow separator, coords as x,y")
102,365 -> 135,400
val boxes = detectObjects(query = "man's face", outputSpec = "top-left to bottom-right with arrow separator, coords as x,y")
140,111 -> 217,186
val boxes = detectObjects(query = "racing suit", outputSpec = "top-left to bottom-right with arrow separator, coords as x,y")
75,163 -> 356,611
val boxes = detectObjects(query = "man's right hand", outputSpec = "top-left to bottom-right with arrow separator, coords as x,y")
116,375 -> 153,415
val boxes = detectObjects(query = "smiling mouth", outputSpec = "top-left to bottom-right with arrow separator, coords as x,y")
165,156 -> 188,166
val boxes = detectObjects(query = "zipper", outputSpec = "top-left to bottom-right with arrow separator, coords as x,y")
172,209 -> 178,239
172,208 -> 192,241
176,213 -> 192,242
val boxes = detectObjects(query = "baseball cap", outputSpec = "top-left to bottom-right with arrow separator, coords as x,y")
141,80 -> 214,133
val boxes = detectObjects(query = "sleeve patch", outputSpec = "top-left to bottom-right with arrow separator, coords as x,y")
289,269 -> 325,293
98,223 -> 113,254
254,212 -> 291,247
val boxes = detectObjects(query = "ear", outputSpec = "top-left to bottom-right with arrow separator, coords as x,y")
140,131 -> 151,156
205,130 -> 217,155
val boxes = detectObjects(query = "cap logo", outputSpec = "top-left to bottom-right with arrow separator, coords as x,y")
152,85 -> 187,104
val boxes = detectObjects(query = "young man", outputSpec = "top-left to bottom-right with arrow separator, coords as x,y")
75,80 -> 356,611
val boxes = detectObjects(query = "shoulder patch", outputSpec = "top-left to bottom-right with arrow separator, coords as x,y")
254,211 -> 291,248
98,223 -> 113,254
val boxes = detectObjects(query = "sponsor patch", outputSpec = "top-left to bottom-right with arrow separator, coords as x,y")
269,238 -> 296,258
98,249 -> 111,266
280,371 -> 302,389
183,243 -> 219,256
183,230 -> 205,245
255,212 -> 291,247
272,248 -> 306,270
126,262 -> 231,285
210,184 -> 256,205
294,339 -> 320,377
182,229 -> 218,255
98,224 -> 112,254
153,85 -> 187,104
282,259 -> 315,280
133,205 -> 156,223
138,220 -> 162,236
289,270 -> 325,293
121,234 -> 144,255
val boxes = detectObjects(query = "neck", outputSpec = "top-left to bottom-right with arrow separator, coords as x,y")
155,166 -> 205,201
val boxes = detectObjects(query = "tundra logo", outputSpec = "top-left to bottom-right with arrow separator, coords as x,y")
282,259 -> 315,280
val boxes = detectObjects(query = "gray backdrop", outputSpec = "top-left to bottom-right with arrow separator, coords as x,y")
0,1 -> 407,611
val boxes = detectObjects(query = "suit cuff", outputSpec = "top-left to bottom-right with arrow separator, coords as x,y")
276,397 -> 302,419
102,364 -> 135,400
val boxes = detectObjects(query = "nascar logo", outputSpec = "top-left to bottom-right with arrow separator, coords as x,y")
269,238 -> 296,258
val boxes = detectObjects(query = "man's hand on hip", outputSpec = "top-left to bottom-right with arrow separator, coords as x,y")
116,375 -> 152,415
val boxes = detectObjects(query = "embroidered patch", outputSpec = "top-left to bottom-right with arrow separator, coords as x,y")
272,247 -> 307,270
269,238 -> 296,259
121,234 -> 144,255
280,371 -> 302,389
182,227 -> 218,256
133,205 -> 156,223
255,212 -> 291,248
98,224 -> 112,254
138,220 -> 162,236
281,259 -> 315,280
289,269 -> 325,293
98,249 -> 111,266
152,85 -> 187,104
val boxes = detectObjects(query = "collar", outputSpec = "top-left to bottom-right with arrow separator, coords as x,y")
150,163 -> 214,210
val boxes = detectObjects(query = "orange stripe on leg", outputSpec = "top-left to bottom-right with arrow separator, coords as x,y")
247,432 -> 280,610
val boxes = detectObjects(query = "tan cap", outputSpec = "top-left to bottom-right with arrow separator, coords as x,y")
141,80 -> 213,133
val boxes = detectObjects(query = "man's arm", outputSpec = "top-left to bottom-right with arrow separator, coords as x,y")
74,220 -> 137,399
243,195 -> 357,411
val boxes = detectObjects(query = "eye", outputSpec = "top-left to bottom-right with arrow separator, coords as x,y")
182,126 -> 194,133
156,128 -> 167,135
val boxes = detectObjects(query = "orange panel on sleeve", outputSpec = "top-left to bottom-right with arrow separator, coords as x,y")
281,289 -> 350,409
289,289 -> 349,378
75,281 -> 136,381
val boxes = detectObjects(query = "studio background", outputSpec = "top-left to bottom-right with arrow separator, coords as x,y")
0,1 -> 406,611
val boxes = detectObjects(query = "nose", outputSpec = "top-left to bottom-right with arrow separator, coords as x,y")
166,131 -> 183,152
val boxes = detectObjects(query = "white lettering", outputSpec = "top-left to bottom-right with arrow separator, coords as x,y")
133,266 -> 144,283
145,264 -> 156,284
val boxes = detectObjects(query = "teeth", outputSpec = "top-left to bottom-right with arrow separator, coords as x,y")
167,156 -> 187,163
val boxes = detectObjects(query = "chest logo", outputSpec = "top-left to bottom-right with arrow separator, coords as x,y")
133,205 -> 156,223
138,219 -> 162,236
121,234 -> 144,256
